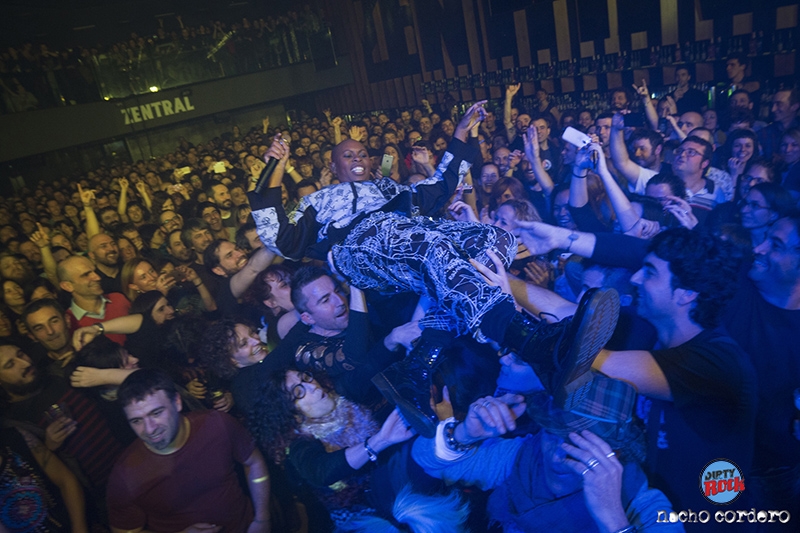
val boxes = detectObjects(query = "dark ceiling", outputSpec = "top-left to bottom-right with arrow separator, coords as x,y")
2,0 -> 288,48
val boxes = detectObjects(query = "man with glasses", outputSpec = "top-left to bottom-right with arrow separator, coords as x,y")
671,135 -> 726,212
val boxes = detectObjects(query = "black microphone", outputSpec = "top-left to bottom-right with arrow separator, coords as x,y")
253,157 -> 280,196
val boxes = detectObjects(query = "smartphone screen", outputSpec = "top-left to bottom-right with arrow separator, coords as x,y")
380,154 -> 394,177
213,162 -> 226,174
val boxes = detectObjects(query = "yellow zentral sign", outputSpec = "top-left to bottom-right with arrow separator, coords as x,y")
120,96 -> 196,125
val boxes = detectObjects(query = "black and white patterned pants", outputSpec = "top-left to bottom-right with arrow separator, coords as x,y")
331,212 -> 516,336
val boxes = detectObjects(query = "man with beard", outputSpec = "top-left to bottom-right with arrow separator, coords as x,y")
165,229 -> 194,267
198,202 -> 232,242
506,112 -> 531,152
207,183 -> 238,230
720,214 -> 800,529
609,122 -> 664,194
107,369 -> 270,533
204,239 -> 275,317
0,341 -> 126,492
88,233 -> 122,294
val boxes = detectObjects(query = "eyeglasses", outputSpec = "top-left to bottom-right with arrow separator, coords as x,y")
739,200 -> 770,211
743,175 -> 768,185
289,371 -> 314,400
675,147 -> 703,158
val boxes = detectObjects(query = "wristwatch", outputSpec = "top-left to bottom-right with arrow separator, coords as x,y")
565,232 -> 579,252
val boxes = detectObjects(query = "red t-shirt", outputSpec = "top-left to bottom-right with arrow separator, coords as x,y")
66,292 -> 131,346
106,410 -> 256,532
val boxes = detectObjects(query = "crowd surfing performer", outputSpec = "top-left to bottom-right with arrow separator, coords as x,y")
248,102 -> 620,437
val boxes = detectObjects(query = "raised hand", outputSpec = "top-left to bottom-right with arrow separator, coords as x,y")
561,430 -> 630,533
448,200 -> 479,223
458,393 -> 527,444
377,408 -> 417,446
155,272 -> 177,295
663,196 -> 698,230
77,183 -> 94,207
331,116 -> 342,128
515,220 -> 565,256
469,250 -> 512,296
348,125 -> 363,142
611,112 -> 625,131
411,146 -> 430,165
119,177 -> 129,189
455,100 -> 487,141
30,223 -> 51,249
250,158 -> 266,179
632,79 -> 649,99
523,128 -> 540,163
319,167 -> 333,187
728,157 -> 745,178
506,83 -> 521,99
264,134 -> 289,163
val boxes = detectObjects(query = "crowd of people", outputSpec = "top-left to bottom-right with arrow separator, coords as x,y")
0,3 -> 326,112
1,56 -> 799,533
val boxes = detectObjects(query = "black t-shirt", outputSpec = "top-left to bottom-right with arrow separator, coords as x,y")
673,88 -> 707,115
723,278 -> 800,470
97,267 -> 122,295
643,329 -> 757,514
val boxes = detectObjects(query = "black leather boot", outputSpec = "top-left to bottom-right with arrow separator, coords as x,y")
503,288 -> 620,410
371,340 -> 444,438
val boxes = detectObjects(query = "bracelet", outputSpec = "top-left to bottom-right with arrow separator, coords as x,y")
95,323 -> 105,335
444,421 -> 474,452
573,172 -> 588,178
612,526 -> 636,533
285,166 -> 295,173
364,438 -> 378,462
250,475 -> 269,484
623,219 -> 642,233
194,281 -> 203,287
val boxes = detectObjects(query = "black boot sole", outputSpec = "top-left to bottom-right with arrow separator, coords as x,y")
371,372 -> 437,438
553,288 -> 620,410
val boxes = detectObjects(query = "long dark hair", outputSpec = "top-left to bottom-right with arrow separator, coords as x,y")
246,369 -> 301,464
129,290 -> 168,325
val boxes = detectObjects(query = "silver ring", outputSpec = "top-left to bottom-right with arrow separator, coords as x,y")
606,451 -> 616,458
482,401 -> 492,409
581,467 -> 590,476
586,458 -> 600,470
682,210 -> 688,215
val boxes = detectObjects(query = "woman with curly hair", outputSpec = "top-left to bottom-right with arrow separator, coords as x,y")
247,369 -> 467,533
196,319 -> 271,381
